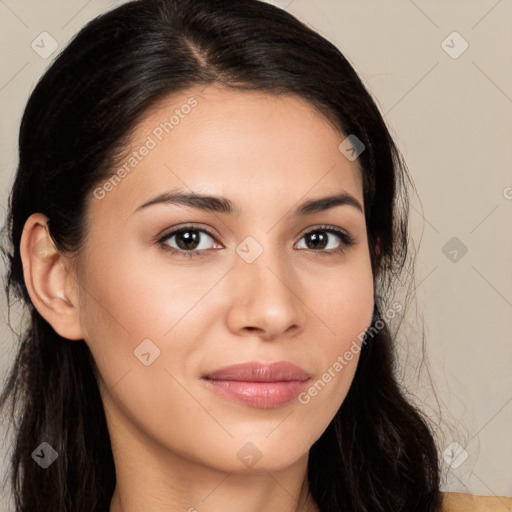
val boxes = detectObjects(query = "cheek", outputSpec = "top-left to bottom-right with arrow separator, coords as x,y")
76,249 -> 204,438
309,254 -> 375,345
78,238 -> 206,340
76,240 -> 227,395
298,254 -> 374,405
75,241 -> 167,383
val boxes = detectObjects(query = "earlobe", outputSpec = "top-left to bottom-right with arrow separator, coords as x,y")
20,213 -> 85,341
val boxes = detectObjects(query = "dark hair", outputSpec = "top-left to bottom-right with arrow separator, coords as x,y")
0,0 -> 442,510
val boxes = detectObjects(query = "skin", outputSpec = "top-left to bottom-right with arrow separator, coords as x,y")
20,84 -> 375,512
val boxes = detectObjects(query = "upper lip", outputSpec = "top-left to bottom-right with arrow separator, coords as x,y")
203,361 -> 311,382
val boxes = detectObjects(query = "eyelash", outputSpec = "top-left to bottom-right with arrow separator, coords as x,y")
156,224 -> 355,259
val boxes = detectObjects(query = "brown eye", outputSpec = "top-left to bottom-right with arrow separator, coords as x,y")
158,225 -> 219,258
296,226 -> 355,256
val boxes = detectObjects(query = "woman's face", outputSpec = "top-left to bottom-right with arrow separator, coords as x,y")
75,84 -> 374,473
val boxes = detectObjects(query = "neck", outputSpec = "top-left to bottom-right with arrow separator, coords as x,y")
109,454 -> 319,512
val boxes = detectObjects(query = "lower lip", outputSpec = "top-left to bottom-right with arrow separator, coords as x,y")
202,379 -> 310,408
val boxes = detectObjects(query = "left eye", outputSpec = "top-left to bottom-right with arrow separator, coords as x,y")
157,225 -> 354,258
296,228 -> 351,252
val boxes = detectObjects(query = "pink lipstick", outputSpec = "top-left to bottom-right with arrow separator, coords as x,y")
202,361 -> 311,409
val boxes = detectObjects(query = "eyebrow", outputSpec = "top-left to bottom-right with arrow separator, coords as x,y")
132,189 -> 364,216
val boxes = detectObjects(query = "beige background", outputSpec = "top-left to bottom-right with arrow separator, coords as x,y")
1,0 -> 511,509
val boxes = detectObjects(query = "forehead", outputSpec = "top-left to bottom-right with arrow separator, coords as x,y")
90,84 -> 363,219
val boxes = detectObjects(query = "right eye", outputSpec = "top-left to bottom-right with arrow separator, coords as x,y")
157,225 -> 221,258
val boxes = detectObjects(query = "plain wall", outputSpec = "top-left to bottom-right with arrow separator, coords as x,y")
1,0 -> 511,510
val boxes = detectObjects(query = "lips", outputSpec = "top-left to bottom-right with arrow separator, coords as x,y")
201,361 -> 311,409
203,361 -> 312,382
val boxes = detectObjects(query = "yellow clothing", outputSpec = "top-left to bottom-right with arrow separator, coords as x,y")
442,492 -> 512,511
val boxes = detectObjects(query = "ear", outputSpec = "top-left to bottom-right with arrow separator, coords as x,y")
20,213 -> 85,340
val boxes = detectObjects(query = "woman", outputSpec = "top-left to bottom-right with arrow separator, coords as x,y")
0,0 -> 510,511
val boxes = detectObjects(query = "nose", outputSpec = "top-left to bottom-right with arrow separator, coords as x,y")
225,244 -> 307,341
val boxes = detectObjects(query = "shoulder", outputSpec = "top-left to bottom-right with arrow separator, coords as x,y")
441,492 -> 512,512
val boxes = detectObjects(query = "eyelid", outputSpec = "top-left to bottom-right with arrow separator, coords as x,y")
297,224 -> 353,242
156,223 -> 220,243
